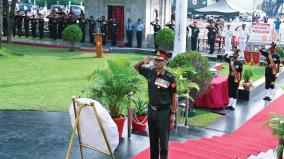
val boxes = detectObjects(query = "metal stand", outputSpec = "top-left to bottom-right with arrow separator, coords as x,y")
66,96 -> 115,159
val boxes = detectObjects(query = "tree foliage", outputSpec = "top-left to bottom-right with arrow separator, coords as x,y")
168,51 -> 212,100
154,28 -> 174,52
62,24 -> 82,42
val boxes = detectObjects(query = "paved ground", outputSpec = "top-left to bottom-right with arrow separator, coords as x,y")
0,39 -> 283,159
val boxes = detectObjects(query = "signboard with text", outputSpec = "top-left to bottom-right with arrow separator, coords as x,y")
252,23 -> 270,34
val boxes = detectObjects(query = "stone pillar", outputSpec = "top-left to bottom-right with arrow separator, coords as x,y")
173,0 -> 188,57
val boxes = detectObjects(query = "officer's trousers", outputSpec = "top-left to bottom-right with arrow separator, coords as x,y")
148,108 -> 170,159
32,28 -> 36,38
265,68 -> 276,89
24,27 -> 29,37
126,30 -> 133,47
208,37 -> 215,54
228,75 -> 239,99
136,31 -> 142,48
191,37 -> 198,51
111,32 -> 117,46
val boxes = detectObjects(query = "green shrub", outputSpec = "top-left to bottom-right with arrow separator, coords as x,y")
62,24 -> 82,42
132,98 -> 147,116
278,47 -> 284,58
243,68 -> 253,82
168,51 -> 212,100
83,59 -> 141,118
154,28 -> 174,52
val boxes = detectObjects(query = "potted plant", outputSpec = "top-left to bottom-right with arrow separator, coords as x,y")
169,66 -> 199,126
132,98 -> 148,132
242,68 -> 253,90
264,113 -> 284,159
84,59 -> 141,138
62,24 -> 82,51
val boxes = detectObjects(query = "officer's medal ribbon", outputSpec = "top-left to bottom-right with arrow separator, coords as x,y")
155,78 -> 170,88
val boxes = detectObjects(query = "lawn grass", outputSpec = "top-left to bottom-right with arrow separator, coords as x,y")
177,108 -> 222,128
0,44 -> 144,112
218,63 -> 265,82
0,44 -> 223,127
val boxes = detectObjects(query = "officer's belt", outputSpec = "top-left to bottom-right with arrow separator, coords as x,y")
149,104 -> 170,111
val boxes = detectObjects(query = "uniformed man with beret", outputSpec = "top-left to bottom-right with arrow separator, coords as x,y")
150,19 -> 161,49
223,49 -> 243,110
38,13 -> 45,39
24,11 -> 30,37
134,50 -> 178,159
259,43 -> 281,101
30,14 -> 37,39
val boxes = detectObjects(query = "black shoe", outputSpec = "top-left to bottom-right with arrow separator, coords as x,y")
225,106 -> 235,110
267,97 -> 272,101
263,96 -> 270,100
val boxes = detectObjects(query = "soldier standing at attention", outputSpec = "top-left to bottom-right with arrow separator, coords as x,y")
110,19 -> 118,46
134,49 -> 177,159
135,19 -> 144,48
87,16 -> 96,43
99,16 -> 108,45
223,49 -> 243,110
79,11 -> 86,42
57,8 -> 66,39
206,20 -> 218,54
259,43 -> 281,101
188,21 -> 200,51
126,18 -> 133,47
31,14 -> 37,39
15,11 -> 23,37
150,19 -> 161,49
24,11 -> 30,37
38,13 -> 45,39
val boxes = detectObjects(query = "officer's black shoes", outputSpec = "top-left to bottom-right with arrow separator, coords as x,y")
225,106 -> 235,110
263,96 -> 272,101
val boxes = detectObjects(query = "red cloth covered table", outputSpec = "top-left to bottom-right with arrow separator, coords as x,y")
195,75 -> 229,109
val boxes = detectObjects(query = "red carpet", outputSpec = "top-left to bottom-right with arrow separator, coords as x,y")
132,94 -> 284,159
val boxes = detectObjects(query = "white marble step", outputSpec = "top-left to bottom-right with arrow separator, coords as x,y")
247,149 -> 277,159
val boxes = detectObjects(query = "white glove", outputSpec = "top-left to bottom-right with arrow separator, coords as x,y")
264,45 -> 270,50
276,73 -> 279,79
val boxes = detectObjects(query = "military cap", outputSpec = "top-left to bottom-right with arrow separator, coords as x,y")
153,49 -> 171,61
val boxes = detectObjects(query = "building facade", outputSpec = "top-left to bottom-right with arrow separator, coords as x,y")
84,0 -> 172,47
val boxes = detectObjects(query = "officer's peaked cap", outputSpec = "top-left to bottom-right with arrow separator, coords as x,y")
153,49 -> 171,61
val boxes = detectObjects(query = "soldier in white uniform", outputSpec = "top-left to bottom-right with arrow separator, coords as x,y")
222,24 -> 233,55
235,24 -> 249,57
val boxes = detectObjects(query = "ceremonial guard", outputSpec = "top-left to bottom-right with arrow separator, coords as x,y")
24,11 -> 30,37
31,14 -> 37,39
223,49 -> 243,110
87,16 -> 96,43
98,16 -> 108,45
150,19 -> 161,49
134,50 -> 177,159
15,11 -> 23,37
259,43 -> 281,101
110,19 -> 118,46
57,9 -> 66,39
135,19 -> 144,48
223,24 -> 233,55
38,14 -> 45,39
165,19 -> 175,31
126,18 -> 133,47
189,21 -> 200,51
79,11 -> 86,42
236,24 -> 249,57
206,21 -> 218,54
